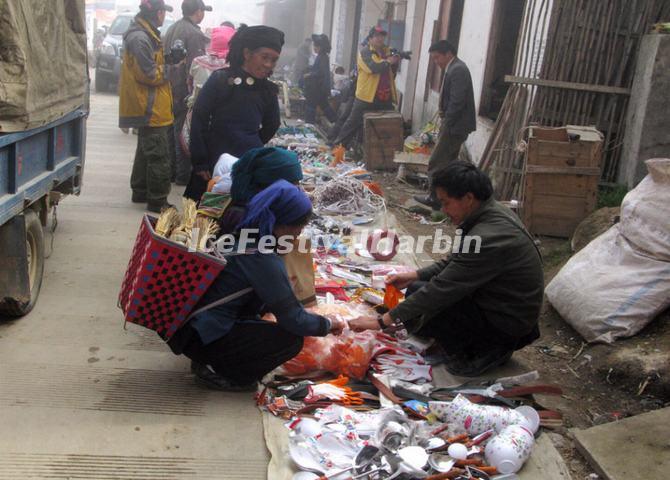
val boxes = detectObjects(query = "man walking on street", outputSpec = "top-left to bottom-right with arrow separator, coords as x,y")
332,26 -> 400,148
415,40 -> 476,209
119,0 -> 184,213
163,0 -> 212,186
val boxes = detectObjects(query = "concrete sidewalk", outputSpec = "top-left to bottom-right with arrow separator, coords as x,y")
0,92 -> 269,479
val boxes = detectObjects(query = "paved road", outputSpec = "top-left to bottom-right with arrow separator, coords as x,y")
0,92 -> 269,479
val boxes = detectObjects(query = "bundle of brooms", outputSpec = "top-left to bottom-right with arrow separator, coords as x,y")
154,199 -> 219,252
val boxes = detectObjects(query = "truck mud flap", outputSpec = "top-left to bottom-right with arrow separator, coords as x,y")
0,215 -> 31,304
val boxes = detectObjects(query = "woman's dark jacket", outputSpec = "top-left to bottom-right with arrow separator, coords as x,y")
184,67 -> 281,201
304,53 -> 331,101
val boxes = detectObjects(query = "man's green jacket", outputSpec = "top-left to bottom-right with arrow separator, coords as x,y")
390,198 -> 544,337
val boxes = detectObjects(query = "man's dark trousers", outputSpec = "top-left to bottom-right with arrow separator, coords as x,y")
333,99 -> 393,148
130,126 -> 171,204
405,281 -> 539,358
428,121 -> 468,173
172,105 -> 190,184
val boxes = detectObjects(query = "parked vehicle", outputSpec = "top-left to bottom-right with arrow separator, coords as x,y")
0,1 -> 88,316
95,11 -> 174,92
0,112 -> 87,315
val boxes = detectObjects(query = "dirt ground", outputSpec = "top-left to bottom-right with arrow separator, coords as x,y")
374,172 -> 670,479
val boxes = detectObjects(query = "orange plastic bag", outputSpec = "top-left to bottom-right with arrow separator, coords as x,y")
384,284 -> 403,309
331,145 -> 346,166
363,181 -> 384,197
280,330 -> 377,380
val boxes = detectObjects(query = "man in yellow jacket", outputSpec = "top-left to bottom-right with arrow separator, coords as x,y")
119,0 -> 184,213
332,26 -> 400,148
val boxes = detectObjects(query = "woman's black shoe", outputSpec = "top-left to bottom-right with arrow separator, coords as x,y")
192,363 -> 257,392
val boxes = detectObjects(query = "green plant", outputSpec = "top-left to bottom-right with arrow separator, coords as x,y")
597,184 -> 628,209
542,241 -> 572,269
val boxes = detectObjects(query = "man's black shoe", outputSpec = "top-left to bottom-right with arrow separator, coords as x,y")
147,201 -> 174,214
445,349 -> 513,377
192,363 -> 257,392
413,195 -> 441,210
132,192 -> 147,203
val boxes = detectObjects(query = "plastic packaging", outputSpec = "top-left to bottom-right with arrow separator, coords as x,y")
383,284 -> 403,309
280,329 -> 378,380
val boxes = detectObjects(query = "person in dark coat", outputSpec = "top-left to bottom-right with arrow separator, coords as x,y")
184,25 -> 284,201
415,40 -> 477,209
169,181 -> 345,390
351,163 -> 543,377
163,0 -> 212,185
292,37 -> 312,86
303,34 -> 337,124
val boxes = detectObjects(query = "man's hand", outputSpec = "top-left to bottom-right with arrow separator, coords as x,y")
349,315 -> 381,332
195,170 -> 211,181
389,55 -> 400,66
386,270 -> 418,290
326,315 -> 346,335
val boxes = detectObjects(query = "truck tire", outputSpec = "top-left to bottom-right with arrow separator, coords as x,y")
0,210 -> 45,317
95,69 -> 108,92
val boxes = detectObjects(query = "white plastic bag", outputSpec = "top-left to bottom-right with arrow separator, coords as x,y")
211,153 -> 238,194
546,159 -> 670,343
618,158 -> 670,261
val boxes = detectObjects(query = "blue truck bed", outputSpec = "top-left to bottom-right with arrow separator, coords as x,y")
0,109 -> 87,227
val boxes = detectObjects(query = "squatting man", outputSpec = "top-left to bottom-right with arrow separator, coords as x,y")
350,162 -> 545,377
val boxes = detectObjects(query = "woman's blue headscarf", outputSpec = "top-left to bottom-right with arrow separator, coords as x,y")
236,180 -> 312,237
231,147 -> 303,203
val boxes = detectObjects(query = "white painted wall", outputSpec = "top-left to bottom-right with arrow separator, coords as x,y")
411,0 -> 441,128
330,0 -> 359,71
455,0 -> 496,114
398,0 -> 427,121
359,0 -> 384,44
313,0 -> 328,35
395,0 -> 413,98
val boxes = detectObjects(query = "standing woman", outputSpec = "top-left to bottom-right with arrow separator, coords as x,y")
184,25 -> 284,201
304,34 -> 337,125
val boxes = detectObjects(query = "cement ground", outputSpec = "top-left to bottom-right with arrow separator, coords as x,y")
0,91 -> 269,479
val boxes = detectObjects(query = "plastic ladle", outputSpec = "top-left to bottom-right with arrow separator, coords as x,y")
316,445 -> 382,480
354,444 -> 380,471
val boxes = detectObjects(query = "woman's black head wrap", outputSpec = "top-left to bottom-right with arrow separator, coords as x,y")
227,25 -> 285,68
311,34 -> 331,54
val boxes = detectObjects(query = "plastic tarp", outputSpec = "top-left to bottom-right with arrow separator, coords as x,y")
0,0 -> 88,132
546,158 -> 670,343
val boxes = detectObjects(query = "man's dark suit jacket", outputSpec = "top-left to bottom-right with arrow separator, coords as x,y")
439,57 -> 477,136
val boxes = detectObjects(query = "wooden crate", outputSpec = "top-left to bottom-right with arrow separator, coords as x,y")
522,126 -> 603,238
363,111 -> 404,171
288,96 -> 306,120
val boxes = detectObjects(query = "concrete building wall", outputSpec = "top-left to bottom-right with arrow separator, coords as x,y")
396,0 -> 427,119
313,0 -> 335,38
313,0 -> 328,34
454,0 -> 497,163
359,1 -> 384,44
619,34 -> 670,188
330,0 -> 358,71
411,0 -> 442,129
456,0 -> 495,114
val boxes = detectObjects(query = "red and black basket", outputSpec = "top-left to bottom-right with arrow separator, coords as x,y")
118,215 -> 227,340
